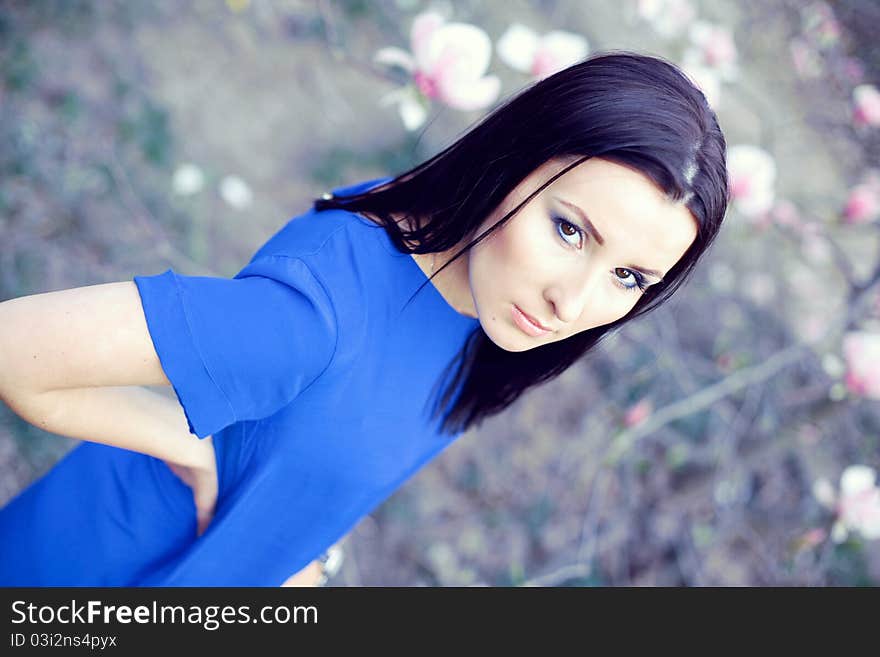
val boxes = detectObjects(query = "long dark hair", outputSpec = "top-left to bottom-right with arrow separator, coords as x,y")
313,51 -> 730,437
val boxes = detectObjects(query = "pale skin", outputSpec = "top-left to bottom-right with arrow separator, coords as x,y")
407,156 -> 699,350
0,156 -> 695,587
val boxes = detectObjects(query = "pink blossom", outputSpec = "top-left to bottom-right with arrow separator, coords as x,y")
813,465 -> 880,543
841,331 -> 880,400
374,11 -> 500,130
727,145 -> 776,220
853,84 -> 880,128
683,21 -> 738,82
623,398 -> 653,427
836,466 -> 880,541
843,183 -> 880,224
496,23 -> 589,81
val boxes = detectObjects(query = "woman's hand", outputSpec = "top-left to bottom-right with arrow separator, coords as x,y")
163,435 -> 218,538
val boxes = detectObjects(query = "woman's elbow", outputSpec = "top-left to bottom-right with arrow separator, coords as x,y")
280,559 -> 324,587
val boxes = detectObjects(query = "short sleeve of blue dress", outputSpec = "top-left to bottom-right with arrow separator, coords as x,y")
0,175 -> 482,586
133,255 -> 337,439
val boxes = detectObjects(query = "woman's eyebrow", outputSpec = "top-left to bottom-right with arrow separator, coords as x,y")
554,196 -> 665,282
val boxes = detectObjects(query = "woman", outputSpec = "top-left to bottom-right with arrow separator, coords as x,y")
0,51 -> 729,586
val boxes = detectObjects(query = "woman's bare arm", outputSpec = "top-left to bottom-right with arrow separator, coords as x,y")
3,384 -> 211,469
0,281 -> 209,468
0,281 -> 170,392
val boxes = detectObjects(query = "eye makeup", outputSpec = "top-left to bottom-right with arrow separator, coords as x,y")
551,195 -> 666,285
550,213 -> 650,293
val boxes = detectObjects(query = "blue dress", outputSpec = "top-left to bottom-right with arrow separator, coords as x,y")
0,176 -> 480,586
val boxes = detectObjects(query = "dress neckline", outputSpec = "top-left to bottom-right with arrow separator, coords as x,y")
330,177 -> 480,326
402,247 -> 480,323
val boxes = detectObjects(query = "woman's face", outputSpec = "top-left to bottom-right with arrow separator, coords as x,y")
465,156 -> 699,352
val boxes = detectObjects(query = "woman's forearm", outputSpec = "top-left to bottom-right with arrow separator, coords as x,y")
1,384 -> 209,468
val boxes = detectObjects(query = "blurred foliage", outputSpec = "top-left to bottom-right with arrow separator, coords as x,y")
115,99 -> 173,167
310,132 -> 425,190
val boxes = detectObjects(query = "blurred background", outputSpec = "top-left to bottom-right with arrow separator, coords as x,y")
1,0 -> 879,586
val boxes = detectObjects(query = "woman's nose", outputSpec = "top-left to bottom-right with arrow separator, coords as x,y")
547,268 -> 602,325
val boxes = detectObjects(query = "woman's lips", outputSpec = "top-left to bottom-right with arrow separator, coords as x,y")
512,304 -> 552,337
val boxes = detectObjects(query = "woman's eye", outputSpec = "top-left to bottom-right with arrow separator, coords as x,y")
553,215 -> 584,248
553,215 -> 648,294
615,268 -> 648,293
